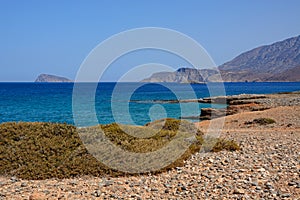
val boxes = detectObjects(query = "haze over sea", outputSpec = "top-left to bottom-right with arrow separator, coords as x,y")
1,82 -> 300,127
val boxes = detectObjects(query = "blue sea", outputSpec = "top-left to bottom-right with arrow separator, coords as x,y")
1,82 -> 300,127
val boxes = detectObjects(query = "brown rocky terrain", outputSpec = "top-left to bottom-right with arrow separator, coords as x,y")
0,92 -> 299,199
266,65 -> 300,82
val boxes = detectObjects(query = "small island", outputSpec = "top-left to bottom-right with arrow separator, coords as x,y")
35,74 -> 73,83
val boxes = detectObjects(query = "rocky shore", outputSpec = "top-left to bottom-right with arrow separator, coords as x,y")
183,91 -> 300,120
1,92 -> 300,199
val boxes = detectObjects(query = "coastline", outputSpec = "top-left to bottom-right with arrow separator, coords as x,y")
0,92 -> 299,199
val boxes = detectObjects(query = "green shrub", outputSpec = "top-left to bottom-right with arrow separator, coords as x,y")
253,118 -> 276,125
0,119 -> 239,180
200,137 -> 240,152
244,118 -> 276,125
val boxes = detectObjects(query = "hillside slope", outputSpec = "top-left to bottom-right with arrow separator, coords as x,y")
142,35 -> 300,82
266,65 -> 300,82
219,35 -> 300,82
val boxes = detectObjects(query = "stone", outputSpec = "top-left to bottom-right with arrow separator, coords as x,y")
265,182 -> 273,189
104,181 -> 113,187
29,192 -> 46,200
281,193 -> 291,198
288,182 -> 296,186
21,182 -> 27,187
256,186 -> 262,190
233,189 -> 245,194
10,177 -> 18,183
181,186 -> 187,191
257,168 -> 266,172
93,190 -> 101,197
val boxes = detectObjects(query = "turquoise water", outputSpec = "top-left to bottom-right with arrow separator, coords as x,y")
1,82 -> 300,126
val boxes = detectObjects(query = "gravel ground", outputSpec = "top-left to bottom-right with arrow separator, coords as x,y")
0,96 -> 299,199
237,92 -> 300,108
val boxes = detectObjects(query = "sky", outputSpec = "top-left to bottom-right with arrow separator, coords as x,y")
0,0 -> 300,82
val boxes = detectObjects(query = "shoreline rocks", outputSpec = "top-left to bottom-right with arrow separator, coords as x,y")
182,92 -> 300,120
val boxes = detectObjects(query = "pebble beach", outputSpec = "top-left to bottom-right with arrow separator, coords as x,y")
0,93 -> 299,199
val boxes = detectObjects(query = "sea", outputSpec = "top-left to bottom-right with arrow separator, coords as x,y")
1,82 -> 300,127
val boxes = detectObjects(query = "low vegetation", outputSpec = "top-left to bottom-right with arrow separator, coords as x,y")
201,137 -> 241,153
253,118 -> 276,125
245,117 -> 276,125
0,119 -> 240,180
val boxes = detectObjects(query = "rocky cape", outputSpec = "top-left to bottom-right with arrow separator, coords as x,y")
35,74 -> 73,83
142,35 -> 300,82
141,68 -> 220,83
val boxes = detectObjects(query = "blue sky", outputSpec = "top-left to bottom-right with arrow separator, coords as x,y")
0,0 -> 300,81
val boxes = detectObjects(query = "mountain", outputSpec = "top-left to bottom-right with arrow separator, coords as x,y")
35,74 -> 73,83
219,35 -> 300,82
266,65 -> 300,82
142,35 -> 300,82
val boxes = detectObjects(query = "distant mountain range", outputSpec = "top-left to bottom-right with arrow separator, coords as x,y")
35,74 -> 73,83
142,35 -> 300,82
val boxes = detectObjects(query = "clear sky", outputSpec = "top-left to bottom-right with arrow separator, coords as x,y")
1,0 -> 300,81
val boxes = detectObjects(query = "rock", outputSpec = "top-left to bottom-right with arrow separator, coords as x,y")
21,182 -> 27,187
257,168 -> 266,172
251,182 -> 258,186
256,186 -> 262,191
117,181 -> 123,185
10,177 -> 18,182
29,192 -> 46,200
216,185 -> 223,189
265,182 -> 273,189
181,186 -> 187,191
281,193 -> 291,198
92,190 -> 101,197
288,182 -> 296,186
104,180 -> 113,187
200,108 -> 227,120
136,195 -> 142,200
233,188 -> 245,194
69,180 -> 77,186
